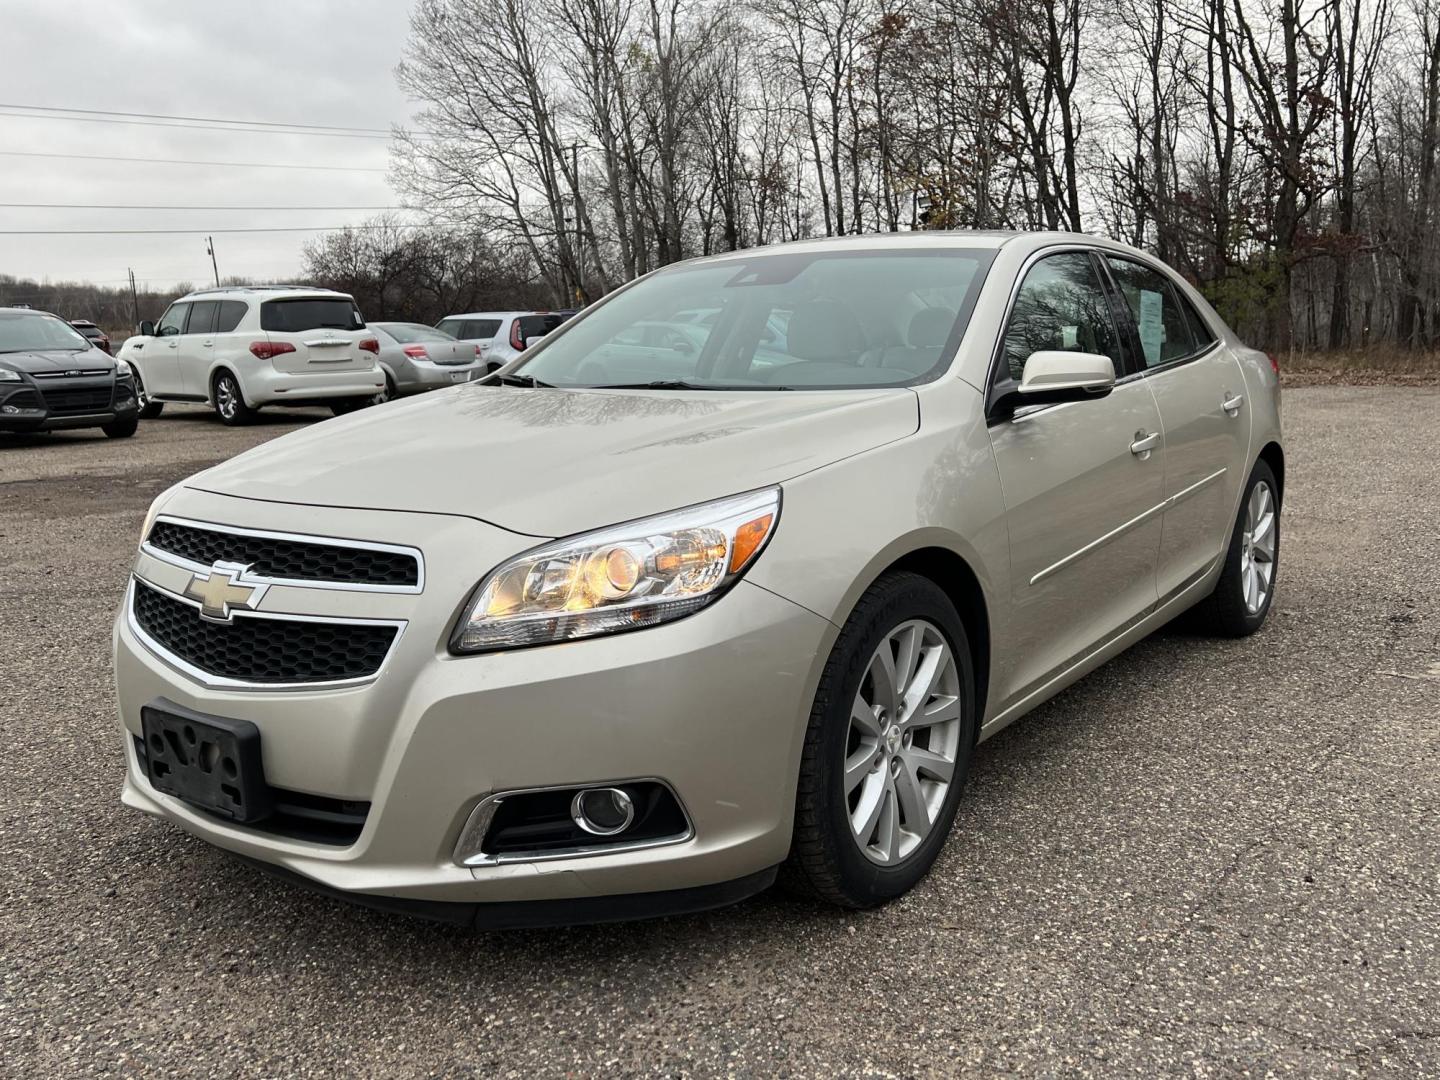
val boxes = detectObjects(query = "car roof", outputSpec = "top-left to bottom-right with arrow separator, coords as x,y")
0,306 -> 61,318
440,311 -> 548,320
175,285 -> 353,302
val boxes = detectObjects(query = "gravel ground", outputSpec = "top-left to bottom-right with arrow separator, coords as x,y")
1,390 -> 1437,1078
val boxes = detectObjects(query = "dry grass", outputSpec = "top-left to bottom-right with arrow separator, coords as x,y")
1279,346 -> 1440,386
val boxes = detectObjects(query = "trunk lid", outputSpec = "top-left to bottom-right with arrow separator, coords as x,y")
259,296 -> 372,375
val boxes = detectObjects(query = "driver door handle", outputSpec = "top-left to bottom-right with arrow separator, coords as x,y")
1222,392 -> 1244,414
1130,431 -> 1161,455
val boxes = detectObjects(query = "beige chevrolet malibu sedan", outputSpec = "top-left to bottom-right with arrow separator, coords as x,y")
113,232 -> 1282,928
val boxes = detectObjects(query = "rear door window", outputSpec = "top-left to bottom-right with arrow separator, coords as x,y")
184,301 -> 219,335
260,297 -> 365,333
438,318 -> 502,340
214,300 -> 248,333
518,314 -> 564,342
1102,256 -> 1198,368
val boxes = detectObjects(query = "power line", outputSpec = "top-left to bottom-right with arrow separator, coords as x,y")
0,203 -> 404,211
0,102 -> 394,135
0,224 -> 451,235
0,110 -> 398,141
0,150 -> 387,172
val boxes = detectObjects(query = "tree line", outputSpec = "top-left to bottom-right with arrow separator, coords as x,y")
391,0 -> 1439,352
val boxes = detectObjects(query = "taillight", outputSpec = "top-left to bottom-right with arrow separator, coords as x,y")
402,344 -> 428,359
249,341 -> 296,360
473,344 -> 483,357
1266,352 -> 1280,376
359,337 -> 380,354
509,320 -> 526,352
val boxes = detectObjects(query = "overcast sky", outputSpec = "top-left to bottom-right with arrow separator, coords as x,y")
0,0 -> 417,289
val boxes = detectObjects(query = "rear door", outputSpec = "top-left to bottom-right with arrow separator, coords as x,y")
1100,255 -> 1250,601
259,296 -> 370,374
175,300 -> 218,396
437,317 -> 501,345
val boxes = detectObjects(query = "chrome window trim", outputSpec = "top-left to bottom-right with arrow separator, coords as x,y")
143,514 -> 425,594
125,577 -> 408,692
453,778 -> 695,868
1094,251 -> 1223,373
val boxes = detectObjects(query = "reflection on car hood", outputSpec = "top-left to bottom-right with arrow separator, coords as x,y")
0,348 -> 113,374
186,384 -> 920,536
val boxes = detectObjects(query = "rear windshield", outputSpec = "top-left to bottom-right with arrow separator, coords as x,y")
383,323 -> 458,344
437,318 -> 501,341
76,326 -> 105,339
0,312 -> 91,353
518,314 -> 564,339
260,297 -> 365,333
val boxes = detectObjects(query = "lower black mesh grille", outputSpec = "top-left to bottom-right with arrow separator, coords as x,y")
132,580 -> 397,684
146,520 -> 420,587
40,383 -> 115,415
2,390 -> 41,409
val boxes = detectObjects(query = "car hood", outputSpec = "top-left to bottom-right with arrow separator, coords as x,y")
186,384 -> 920,536
0,348 -> 113,374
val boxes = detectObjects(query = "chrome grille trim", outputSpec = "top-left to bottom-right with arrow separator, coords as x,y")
124,577 -> 408,692
142,514 -> 425,594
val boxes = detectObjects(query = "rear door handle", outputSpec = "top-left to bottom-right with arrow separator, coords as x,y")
202,341 -> 214,348
1222,392 -> 1244,414
1130,431 -> 1161,455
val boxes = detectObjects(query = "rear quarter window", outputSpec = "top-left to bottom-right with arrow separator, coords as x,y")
261,298 -> 365,333
214,300 -> 248,333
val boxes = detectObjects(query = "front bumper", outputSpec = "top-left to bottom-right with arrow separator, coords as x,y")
0,375 -> 136,431
113,490 -> 831,917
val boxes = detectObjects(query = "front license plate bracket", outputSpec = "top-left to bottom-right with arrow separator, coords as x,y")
140,699 -> 273,824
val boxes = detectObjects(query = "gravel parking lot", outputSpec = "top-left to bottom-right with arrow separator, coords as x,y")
2,388 -> 1436,1078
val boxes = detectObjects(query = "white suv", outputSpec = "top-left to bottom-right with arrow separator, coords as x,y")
120,286 -> 385,425
435,311 -> 569,372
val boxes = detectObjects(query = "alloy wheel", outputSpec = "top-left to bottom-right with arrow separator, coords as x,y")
1240,480 -> 1276,614
216,376 -> 238,421
845,619 -> 963,866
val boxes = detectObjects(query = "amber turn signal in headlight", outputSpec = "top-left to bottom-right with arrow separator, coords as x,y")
450,487 -> 781,652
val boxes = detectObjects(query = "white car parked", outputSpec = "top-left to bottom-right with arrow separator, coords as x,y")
435,310 -> 569,372
120,287 -> 385,425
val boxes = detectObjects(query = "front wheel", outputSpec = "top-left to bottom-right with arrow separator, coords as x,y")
132,370 -> 163,419
1191,460 -> 1280,636
212,371 -> 255,426
789,571 -> 977,908
102,417 -> 138,438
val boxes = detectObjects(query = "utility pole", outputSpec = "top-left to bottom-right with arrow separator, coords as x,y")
206,236 -> 220,286
127,268 -> 139,329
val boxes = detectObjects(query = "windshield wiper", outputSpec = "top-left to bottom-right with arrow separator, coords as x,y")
586,379 -> 711,390
491,372 -> 555,388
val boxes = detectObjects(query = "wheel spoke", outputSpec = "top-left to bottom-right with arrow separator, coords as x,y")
844,745 -> 875,795
850,772 -> 886,844
867,648 -> 900,716
902,745 -> 955,785
901,645 -> 945,720
893,759 -> 930,830
1252,509 -> 1275,548
850,697 -> 882,738
876,784 -> 900,863
918,693 -> 961,727
892,624 -> 922,703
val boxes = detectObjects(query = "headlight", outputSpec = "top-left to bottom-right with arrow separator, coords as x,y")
140,482 -> 186,542
114,357 -> 133,377
0,367 -> 21,382
451,487 -> 781,652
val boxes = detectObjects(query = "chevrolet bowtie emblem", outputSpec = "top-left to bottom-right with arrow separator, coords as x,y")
183,562 -> 268,623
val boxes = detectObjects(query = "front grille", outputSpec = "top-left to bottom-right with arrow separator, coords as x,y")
147,520 -> 420,587
2,389 -> 41,409
132,580 -> 397,684
39,383 -> 114,415
133,736 -> 369,845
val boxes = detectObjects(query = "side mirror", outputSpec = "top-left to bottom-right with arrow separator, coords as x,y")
138,320 -> 156,337
1017,350 -> 1115,404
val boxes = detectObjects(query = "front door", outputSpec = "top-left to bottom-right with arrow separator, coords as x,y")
1101,255 -> 1251,600
986,250 -> 1167,710
145,302 -> 190,396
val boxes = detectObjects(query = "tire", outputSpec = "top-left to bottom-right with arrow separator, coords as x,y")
789,571 -> 977,908
102,417 -> 139,439
211,370 -> 255,426
368,374 -> 396,407
329,397 -> 369,416
1190,460 -> 1280,636
132,371 -> 164,419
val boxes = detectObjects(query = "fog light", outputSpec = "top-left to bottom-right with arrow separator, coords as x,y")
571,787 -> 635,836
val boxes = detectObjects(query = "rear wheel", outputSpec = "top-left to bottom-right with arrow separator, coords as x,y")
789,571 -> 977,908
212,370 -> 255,426
367,374 -> 396,407
329,397 -> 370,416
1190,460 -> 1280,636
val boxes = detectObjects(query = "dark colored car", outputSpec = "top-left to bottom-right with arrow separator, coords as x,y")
70,319 -> 112,355
0,308 -> 140,437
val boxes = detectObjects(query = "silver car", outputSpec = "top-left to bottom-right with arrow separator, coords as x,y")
113,232 -> 1281,928
367,322 -> 485,402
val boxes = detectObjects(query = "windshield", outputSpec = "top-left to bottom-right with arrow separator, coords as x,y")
515,248 -> 993,390
0,312 -> 91,353
260,297 -> 365,333
382,323 -> 458,344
